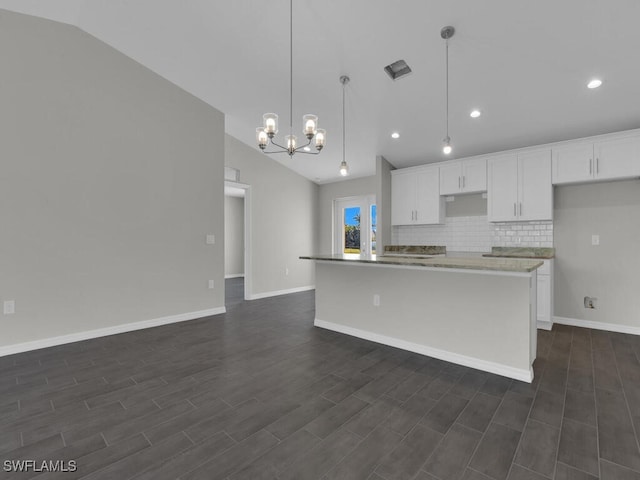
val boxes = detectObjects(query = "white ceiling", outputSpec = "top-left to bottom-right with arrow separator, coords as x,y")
2,1 -> 640,184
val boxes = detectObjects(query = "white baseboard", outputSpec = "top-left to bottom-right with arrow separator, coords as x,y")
314,318 -> 533,383
553,316 -> 640,336
537,320 -> 553,331
247,285 -> 315,300
0,307 -> 226,358
224,274 -> 244,279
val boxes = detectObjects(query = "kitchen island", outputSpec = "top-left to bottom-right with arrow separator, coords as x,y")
301,254 -> 542,382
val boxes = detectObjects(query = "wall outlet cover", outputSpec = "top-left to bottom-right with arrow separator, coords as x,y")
206,234 -> 216,245
3,300 -> 15,315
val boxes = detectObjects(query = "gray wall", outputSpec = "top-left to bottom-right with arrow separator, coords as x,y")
0,11 -> 225,348
224,135 -> 318,297
318,176 -> 378,254
224,196 -> 244,277
554,179 -> 640,329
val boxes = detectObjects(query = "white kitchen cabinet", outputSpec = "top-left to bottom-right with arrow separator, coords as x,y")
439,157 -> 487,195
488,150 -> 552,222
391,167 -> 444,225
552,134 -> 640,184
536,259 -> 554,330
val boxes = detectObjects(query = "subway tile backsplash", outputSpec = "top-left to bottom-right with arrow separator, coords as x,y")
392,216 -> 553,252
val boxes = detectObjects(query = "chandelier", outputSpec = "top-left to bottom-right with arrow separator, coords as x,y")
256,0 -> 326,157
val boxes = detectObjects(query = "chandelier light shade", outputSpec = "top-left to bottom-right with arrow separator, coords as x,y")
339,75 -> 350,176
256,0 -> 325,157
441,25 -> 455,155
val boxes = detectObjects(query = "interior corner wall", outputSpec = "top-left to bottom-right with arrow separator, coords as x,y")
553,179 -> 640,330
224,135 -> 318,297
376,155 -> 395,254
224,196 -> 244,277
0,11 -> 225,351
318,176 -> 378,254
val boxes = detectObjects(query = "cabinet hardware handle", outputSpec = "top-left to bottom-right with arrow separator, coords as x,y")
589,158 -> 593,175
414,210 -> 417,221
596,157 -> 599,174
513,203 -> 516,216
458,176 -> 461,188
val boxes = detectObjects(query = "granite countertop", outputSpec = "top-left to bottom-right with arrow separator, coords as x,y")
300,254 -> 543,273
482,247 -> 555,259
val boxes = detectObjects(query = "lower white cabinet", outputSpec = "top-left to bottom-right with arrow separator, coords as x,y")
536,259 -> 554,330
391,166 -> 444,225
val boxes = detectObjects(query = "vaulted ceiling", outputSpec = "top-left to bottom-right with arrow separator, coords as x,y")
2,1 -> 640,183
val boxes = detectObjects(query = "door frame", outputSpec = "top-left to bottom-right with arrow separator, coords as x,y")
333,194 -> 376,256
225,180 -> 252,301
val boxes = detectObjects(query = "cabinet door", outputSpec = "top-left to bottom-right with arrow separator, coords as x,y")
594,136 -> 640,181
439,162 -> 462,195
461,158 -> 487,194
552,143 -> 594,184
488,154 -> 519,222
518,150 -> 552,221
537,274 -> 550,324
416,168 -> 444,224
391,173 -> 415,225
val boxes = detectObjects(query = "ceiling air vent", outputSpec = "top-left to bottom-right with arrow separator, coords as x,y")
384,59 -> 412,80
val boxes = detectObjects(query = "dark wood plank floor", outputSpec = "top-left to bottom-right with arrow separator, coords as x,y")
1,278 -> 640,479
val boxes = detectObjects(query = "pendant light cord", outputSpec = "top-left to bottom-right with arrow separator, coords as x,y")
445,37 -> 449,139
289,0 -> 293,137
342,80 -> 346,164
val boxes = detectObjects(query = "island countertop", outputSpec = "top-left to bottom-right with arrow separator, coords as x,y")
300,254 -> 543,273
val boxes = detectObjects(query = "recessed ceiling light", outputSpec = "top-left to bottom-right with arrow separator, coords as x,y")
470,110 -> 481,118
391,132 -> 400,139
587,79 -> 602,89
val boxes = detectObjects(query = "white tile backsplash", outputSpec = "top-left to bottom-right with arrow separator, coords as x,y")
392,217 -> 554,251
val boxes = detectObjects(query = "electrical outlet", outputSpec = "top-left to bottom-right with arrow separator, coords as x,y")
3,300 -> 15,315
373,294 -> 380,307
445,196 -> 455,203
285,267 -> 289,276
591,234 -> 600,246
208,280 -> 215,289
584,296 -> 597,309
206,234 -> 215,245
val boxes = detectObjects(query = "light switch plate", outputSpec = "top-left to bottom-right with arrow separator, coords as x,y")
206,234 -> 215,245
592,234 -> 600,246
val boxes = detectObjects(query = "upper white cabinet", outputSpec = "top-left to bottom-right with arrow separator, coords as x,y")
391,166 -> 444,226
552,134 -> 640,185
488,149 -> 552,222
439,158 -> 487,195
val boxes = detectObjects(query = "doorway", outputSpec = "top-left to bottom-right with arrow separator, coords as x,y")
334,195 -> 377,256
224,181 -> 251,306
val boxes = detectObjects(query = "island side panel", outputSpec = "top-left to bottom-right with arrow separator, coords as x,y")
314,262 -> 535,382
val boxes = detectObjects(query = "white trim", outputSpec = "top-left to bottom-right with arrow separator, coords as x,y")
553,316 -> 640,336
0,307 -> 226,358
315,318 -> 533,383
537,320 -> 553,331
224,274 -> 244,279
247,285 -> 315,300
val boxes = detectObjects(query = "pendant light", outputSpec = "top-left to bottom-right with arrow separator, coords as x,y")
339,75 -> 350,176
441,26 -> 455,155
255,0 -> 326,157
